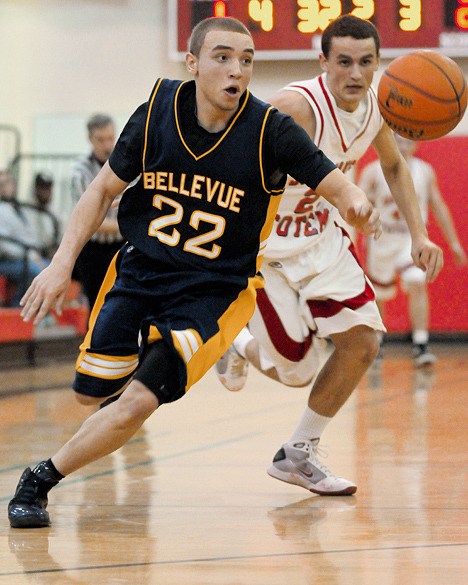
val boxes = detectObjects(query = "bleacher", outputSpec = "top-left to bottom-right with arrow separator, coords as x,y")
0,124 -> 88,365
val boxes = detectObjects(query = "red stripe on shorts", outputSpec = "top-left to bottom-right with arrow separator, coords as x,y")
256,288 -> 314,362
308,226 -> 375,317
307,279 -> 375,319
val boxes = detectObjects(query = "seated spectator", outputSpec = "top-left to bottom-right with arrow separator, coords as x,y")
0,170 -> 49,306
22,172 -> 61,259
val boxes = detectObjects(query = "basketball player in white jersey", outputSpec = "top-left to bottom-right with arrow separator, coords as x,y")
360,133 -> 466,367
216,16 -> 443,496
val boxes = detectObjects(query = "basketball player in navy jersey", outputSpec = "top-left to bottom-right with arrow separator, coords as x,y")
216,16 -> 444,496
8,17 -> 381,528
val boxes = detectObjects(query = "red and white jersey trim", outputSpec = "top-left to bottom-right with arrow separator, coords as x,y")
266,74 -> 383,260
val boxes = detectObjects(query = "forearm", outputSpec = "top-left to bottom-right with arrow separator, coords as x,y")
94,217 -> 121,236
315,169 -> 368,217
432,202 -> 462,249
53,185 -> 115,271
314,170 -> 380,236
55,163 -> 127,271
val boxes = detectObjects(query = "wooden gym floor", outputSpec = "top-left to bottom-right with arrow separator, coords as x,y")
0,342 -> 467,584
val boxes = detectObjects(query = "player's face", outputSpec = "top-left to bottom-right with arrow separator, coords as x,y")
188,30 -> 254,118
89,124 -> 116,163
35,185 -> 52,206
319,36 -> 379,112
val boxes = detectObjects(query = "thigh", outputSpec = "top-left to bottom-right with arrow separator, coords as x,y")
76,244 -> 263,398
301,240 -> 386,338
253,262 -> 306,344
367,237 -> 397,301
367,235 -> 400,284
250,265 -> 309,344
74,290 -> 151,398
250,263 -> 323,386
142,274 -> 263,393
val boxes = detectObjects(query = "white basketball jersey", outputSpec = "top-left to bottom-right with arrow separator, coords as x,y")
359,156 -> 431,234
266,74 -> 383,259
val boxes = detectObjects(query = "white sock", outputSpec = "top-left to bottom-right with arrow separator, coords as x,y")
232,327 -> 255,358
288,407 -> 332,444
412,330 -> 429,345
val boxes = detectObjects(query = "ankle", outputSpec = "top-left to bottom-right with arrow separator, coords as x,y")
413,343 -> 427,354
33,459 -> 65,484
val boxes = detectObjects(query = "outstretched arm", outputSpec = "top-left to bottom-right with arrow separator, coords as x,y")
21,162 -> 129,324
268,95 -> 380,238
315,168 -> 381,238
372,125 -> 443,282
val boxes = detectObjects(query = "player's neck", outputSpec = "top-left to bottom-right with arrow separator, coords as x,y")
194,100 -> 236,133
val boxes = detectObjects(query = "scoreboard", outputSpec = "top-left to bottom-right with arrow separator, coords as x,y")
169,0 -> 468,59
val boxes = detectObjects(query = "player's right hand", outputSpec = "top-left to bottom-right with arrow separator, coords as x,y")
20,261 -> 72,325
345,203 -> 382,239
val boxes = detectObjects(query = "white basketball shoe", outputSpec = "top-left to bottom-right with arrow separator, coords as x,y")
267,440 -> 357,496
215,345 -> 248,392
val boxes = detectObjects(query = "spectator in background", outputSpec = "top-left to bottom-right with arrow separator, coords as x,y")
22,172 -> 61,259
359,134 -> 466,366
0,170 -> 49,306
71,114 -> 123,308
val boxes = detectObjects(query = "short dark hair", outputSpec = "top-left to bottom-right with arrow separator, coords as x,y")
188,17 -> 253,58
321,15 -> 380,58
87,114 -> 115,134
35,172 -> 53,187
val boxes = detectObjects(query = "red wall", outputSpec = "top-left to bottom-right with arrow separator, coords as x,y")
357,136 -> 468,334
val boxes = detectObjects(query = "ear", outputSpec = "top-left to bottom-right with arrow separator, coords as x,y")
186,52 -> 198,75
319,53 -> 328,73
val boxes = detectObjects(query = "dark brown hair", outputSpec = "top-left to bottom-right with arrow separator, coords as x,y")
188,17 -> 253,57
321,15 -> 380,58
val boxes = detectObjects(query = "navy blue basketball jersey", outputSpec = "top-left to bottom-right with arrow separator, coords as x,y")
117,78 -> 285,286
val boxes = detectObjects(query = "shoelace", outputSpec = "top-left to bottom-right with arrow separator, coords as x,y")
14,480 -> 42,504
13,473 -> 53,504
307,444 -> 341,480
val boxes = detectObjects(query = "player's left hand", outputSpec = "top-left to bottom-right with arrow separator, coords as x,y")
412,237 -> 444,282
345,203 -> 382,239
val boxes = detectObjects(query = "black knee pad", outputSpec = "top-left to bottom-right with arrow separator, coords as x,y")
133,340 -> 185,404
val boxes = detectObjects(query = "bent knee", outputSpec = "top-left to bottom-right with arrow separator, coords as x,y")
355,332 -> 380,364
333,327 -> 380,364
117,381 -> 159,422
364,335 -> 380,363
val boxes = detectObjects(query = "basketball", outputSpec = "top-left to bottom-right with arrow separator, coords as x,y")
377,50 -> 467,141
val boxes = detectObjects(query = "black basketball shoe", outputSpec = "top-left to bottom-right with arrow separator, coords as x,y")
8,464 -> 60,528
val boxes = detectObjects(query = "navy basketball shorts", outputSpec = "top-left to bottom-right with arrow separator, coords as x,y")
73,245 -> 262,398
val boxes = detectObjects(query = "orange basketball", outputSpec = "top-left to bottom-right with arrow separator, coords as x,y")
377,50 -> 467,141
